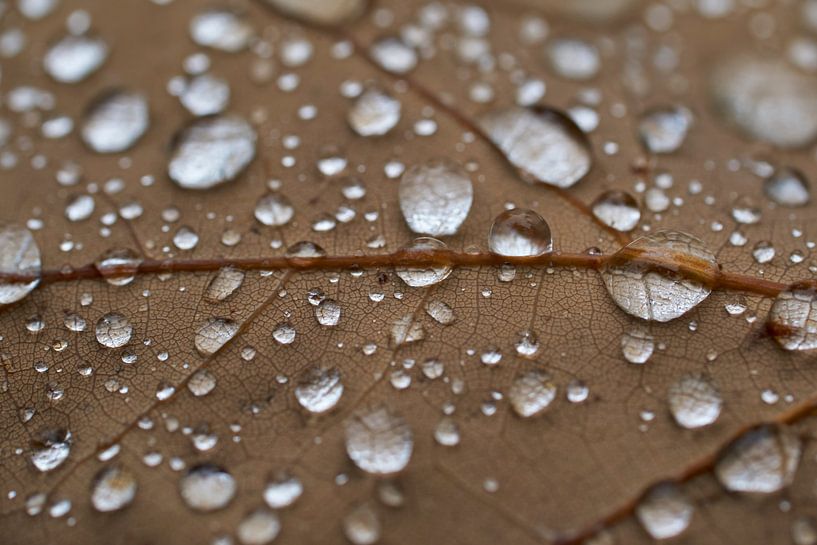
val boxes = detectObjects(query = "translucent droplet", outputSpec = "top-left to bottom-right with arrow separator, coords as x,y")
509,371 -> 557,418
180,73 -> 230,116
315,299 -> 341,326
272,322 -> 296,345
547,38 -> 599,81
30,429 -> 71,472
635,483 -> 694,540
668,374 -> 722,429
261,0 -> 366,26
601,231 -> 716,322
792,517 -> 817,545
0,224 -> 41,304
480,106 -> 592,188
286,241 -> 326,258
488,208 -> 552,257
715,425 -> 801,494
95,313 -> 133,348
370,36 -> 417,74
343,504 -> 381,545
205,267 -> 245,302
188,369 -> 217,397
638,105 -> 693,154
433,417 -> 461,447
195,318 -> 239,356
94,248 -> 142,286
592,190 -> 641,232
91,466 -> 137,512
65,194 -> 95,222
81,89 -> 149,154
263,473 -> 302,509
398,160 -> 473,237
348,87 -> 401,137
768,287 -> 817,351
395,237 -> 453,287
764,167 -> 810,207
169,115 -> 256,190
391,314 -> 425,346
425,300 -> 455,325
254,193 -> 294,227
752,241 -> 775,264
621,327 -> 654,364
294,366 -> 344,414
345,406 -> 413,475
43,34 -> 108,83
237,509 -> 280,545
189,9 -> 253,52
180,464 -> 237,511
173,226 -> 199,250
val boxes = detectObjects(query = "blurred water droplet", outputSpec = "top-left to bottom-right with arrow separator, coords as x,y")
715,425 -> 801,494
0,224 -> 41,304
237,509 -> 280,545
195,318 -> 239,356
189,9 -> 253,52
592,190 -> 641,232
263,473 -> 302,509
82,90 -> 149,153
399,160 -> 473,237
370,36 -> 417,74
180,73 -> 230,116
343,504 -> 381,545
621,327 -> 654,364
433,417 -> 460,447
668,374 -> 722,429
173,226 -> 199,250
294,366 -> 343,414
396,237 -> 453,287
65,194 -> 94,222
188,369 -> 217,397
205,267 -> 245,302
635,483 -> 693,540
95,248 -> 141,286
509,371 -> 556,418
348,87 -> 401,137
91,466 -> 137,512
638,105 -> 693,154
489,208 -> 552,256
180,464 -> 236,511
345,406 -> 413,475
425,299 -> 455,325
30,429 -> 71,472
547,38 -> 599,81
262,0 -> 366,26
254,193 -> 294,227
43,33 -> 108,83
764,167 -> 810,207
95,313 -> 132,348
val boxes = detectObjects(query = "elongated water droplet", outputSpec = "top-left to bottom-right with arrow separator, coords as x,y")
399,160 -> 473,237
205,267 -> 245,302
370,36 -> 417,74
95,313 -> 133,348
180,73 -> 230,116
189,9 -> 253,52
764,167 -> 810,207
263,473 -> 302,509
621,327 -> 654,364
31,429 -> 71,472
180,464 -> 236,511
0,224 -> 41,304
601,231 -> 716,322
348,87 -> 401,137
547,38 -> 600,81
254,193 -> 294,227
294,366 -> 343,414
195,318 -> 239,356
592,190 -> 641,232
82,89 -> 149,154
509,371 -> 557,418
91,466 -> 137,512
94,248 -> 142,286
43,34 -> 108,83
425,300 -> 455,325
261,0 -> 366,26
668,374 -> 722,429
237,509 -> 280,545
480,106 -> 592,188
395,237 -> 452,287
715,425 -> 801,494
488,208 -> 552,256
768,286 -> 817,351
638,105 -> 693,154
345,406 -> 413,475
635,482 -> 693,540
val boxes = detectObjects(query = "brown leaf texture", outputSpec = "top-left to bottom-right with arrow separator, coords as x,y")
2,1 -> 817,544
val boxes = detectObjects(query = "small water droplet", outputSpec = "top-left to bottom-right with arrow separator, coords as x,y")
592,190 -> 641,232
254,193 -> 294,227
194,318 -> 239,356
668,374 -> 722,429
395,237 -> 453,287
635,482 -> 694,540
91,466 -> 137,512
348,86 -> 401,137
399,160 -> 473,237
95,313 -> 133,348
638,105 -> 693,154
509,371 -> 557,418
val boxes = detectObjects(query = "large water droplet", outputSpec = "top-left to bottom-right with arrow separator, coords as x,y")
91,466 -> 137,512
395,237 -> 453,287
0,224 -> 41,304
715,425 -> 801,494
667,374 -> 722,429
509,371 -> 557,418
768,286 -> 817,351
592,190 -> 641,232
315,299 -> 341,327
488,208 -> 552,257
169,115 -> 256,190
94,248 -> 142,286
189,9 -> 253,52
345,406 -> 413,475
764,167 -> 810,207
294,366 -> 344,414
263,473 -> 302,509
348,87 -> 401,137
95,313 -> 133,348
180,464 -> 237,511
480,106 -> 592,188
237,509 -> 280,545
398,160 -> 473,237
638,105 -> 693,154
635,483 -> 694,540
254,193 -> 294,227
30,429 -> 71,472
195,318 -> 239,356
601,231 -> 716,322
81,89 -> 149,154
43,34 -> 108,83
180,73 -> 230,117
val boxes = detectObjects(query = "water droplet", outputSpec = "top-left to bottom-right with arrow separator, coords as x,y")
263,473 -> 302,509
237,509 -> 280,545
764,167 -> 810,207
715,425 -> 801,494
668,374 -> 722,429
399,160 -> 473,237
43,34 -> 108,83
395,237 -> 453,287
180,464 -> 237,511
95,313 -> 133,348
792,517 -> 817,545
752,241 -> 775,264
188,369 -> 217,397
315,299 -> 341,326
272,322 -> 296,345
638,105 -> 693,154
592,190 -> 641,232
433,417 -> 461,447
205,267 -> 245,302
547,38 -> 600,81
509,371 -> 557,418
180,73 -> 230,116
95,248 -> 142,286
621,327 -> 654,364
370,36 -> 417,74
480,106 -> 592,188
254,193 -> 294,227
91,466 -> 137,512
189,9 -> 253,52
348,87 -> 401,137
601,231 -> 716,322
30,429 -> 71,472
169,115 -> 256,190
345,406 -> 413,475
261,0 -> 365,26
425,300 -> 455,325
768,287 -> 817,351
635,482 -> 693,540
286,241 -> 326,259
391,314 -> 425,346
65,194 -> 95,222
343,504 -> 381,545
173,226 -> 199,250
195,318 -> 239,356
488,208 -> 552,256
0,224 -> 41,304
82,89 -> 149,154
294,367 -> 343,414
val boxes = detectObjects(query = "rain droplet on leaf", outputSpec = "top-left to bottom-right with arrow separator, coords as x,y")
294,366 -> 344,414
715,425 -> 801,494
194,317 -> 239,356
638,105 -> 693,154
95,313 -> 133,348
261,0 -> 366,26
667,374 -> 722,429
395,237 -> 453,287
343,503 -> 381,545
764,167 -> 810,207
348,86 -> 401,137
254,193 -> 294,227
345,406 -> 413,475
30,428 -> 71,472
635,482 -> 694,540
81,89 -> 149,154
205,267 -> 245,302
94,248 -> 142,286
0,224 -> 41,304
509,371 -> 557,418
488,208 -> 552,257
91,466 -> 137,512
43,34 -> 108,83
398,160 -> 473,237
179,464 -> 237,512
189,9 -> 254,52
237,509 -> 280,545
592,190 -> 641,232
768,286 -> 817,351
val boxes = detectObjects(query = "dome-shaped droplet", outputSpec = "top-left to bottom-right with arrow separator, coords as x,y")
345,406 -> 413,475
0,224 -> 41,305
711,56 -> 817,148
94,248 -> 142,286
65,194 -> 95,222
286,241 -> 326,258
667,374 -> 722,429
601,231 -> 716,322
314,299 -> 341,327
635,483 -> 694,540
433,417 -> 461,447
205,267 -> 245,302
189,9 -> 253,52
480,106 -> 592,188
509,371 -> 557,418
180,464 -> 237,511
343,504 -> 381,545
272,322 -> 296,345
638,105 -> 693,154
395,237 -> 453,287
261,0 -> 366,26
91,466 -> 137,512
180,73 -> 230,117
768,286 -> 817,351
546,38 -> 600,81
30,429 -> 71,472
715,425 -> 801,494
294,366 -> 343,414
263,473 -> 302,509
188,369 -> 217,397
348,87 -> 401,137
488,208 -> 552,257
592,190 -> 641,232
398,160 -> 473,237
95,313 -> 133,348
237,509 -> 280,545
370,36 -> 417,74
195,318 -> 239,356
43,34 -> 108,84
169,115 -> 256,190
621,327 -> 654,364
764,167 -> 810,207
254,193 -> 294,227
81,89 -> 149,154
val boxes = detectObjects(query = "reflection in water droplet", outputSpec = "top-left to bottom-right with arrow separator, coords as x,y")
480,106 -> 592,188
237,509 -> 280,545
205,267 -> 245,302
294,367 -> 344,414
601,231 -> 716,322
391,314 -> 425,346
263,473 -> 302,509
180,464 -> 237,512
370,36 -> 417,74
348,87 -> 401,137
638,105 -> 693,154
635,482 -> 693,540
592,190 -> 641,232
173,226 -> 199,250
169,115 -> 256,190
764,167 -> 810,207
768,287 -> 817,351
31,429 -> 71,472
189,9 -> 253,52
43,34 -> 108,84
509,371 -> 557,418
395,237 -> 453,287
399,160 -> 473,237
345,406 -> 413,475
82,90 -> 149,153
91,466 -> 137,512
668,374 -> 722,429
343,503 -> 381,545
425,299 -> 455,325
0,224 -> 41,304
254,193 -> 294,226
621,327 -> 654,364
715,425 -> 801,494
95,248 -> 142,286
95,313 -> 133,348
488,208 -> 552,256
194,318 -> 239,356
